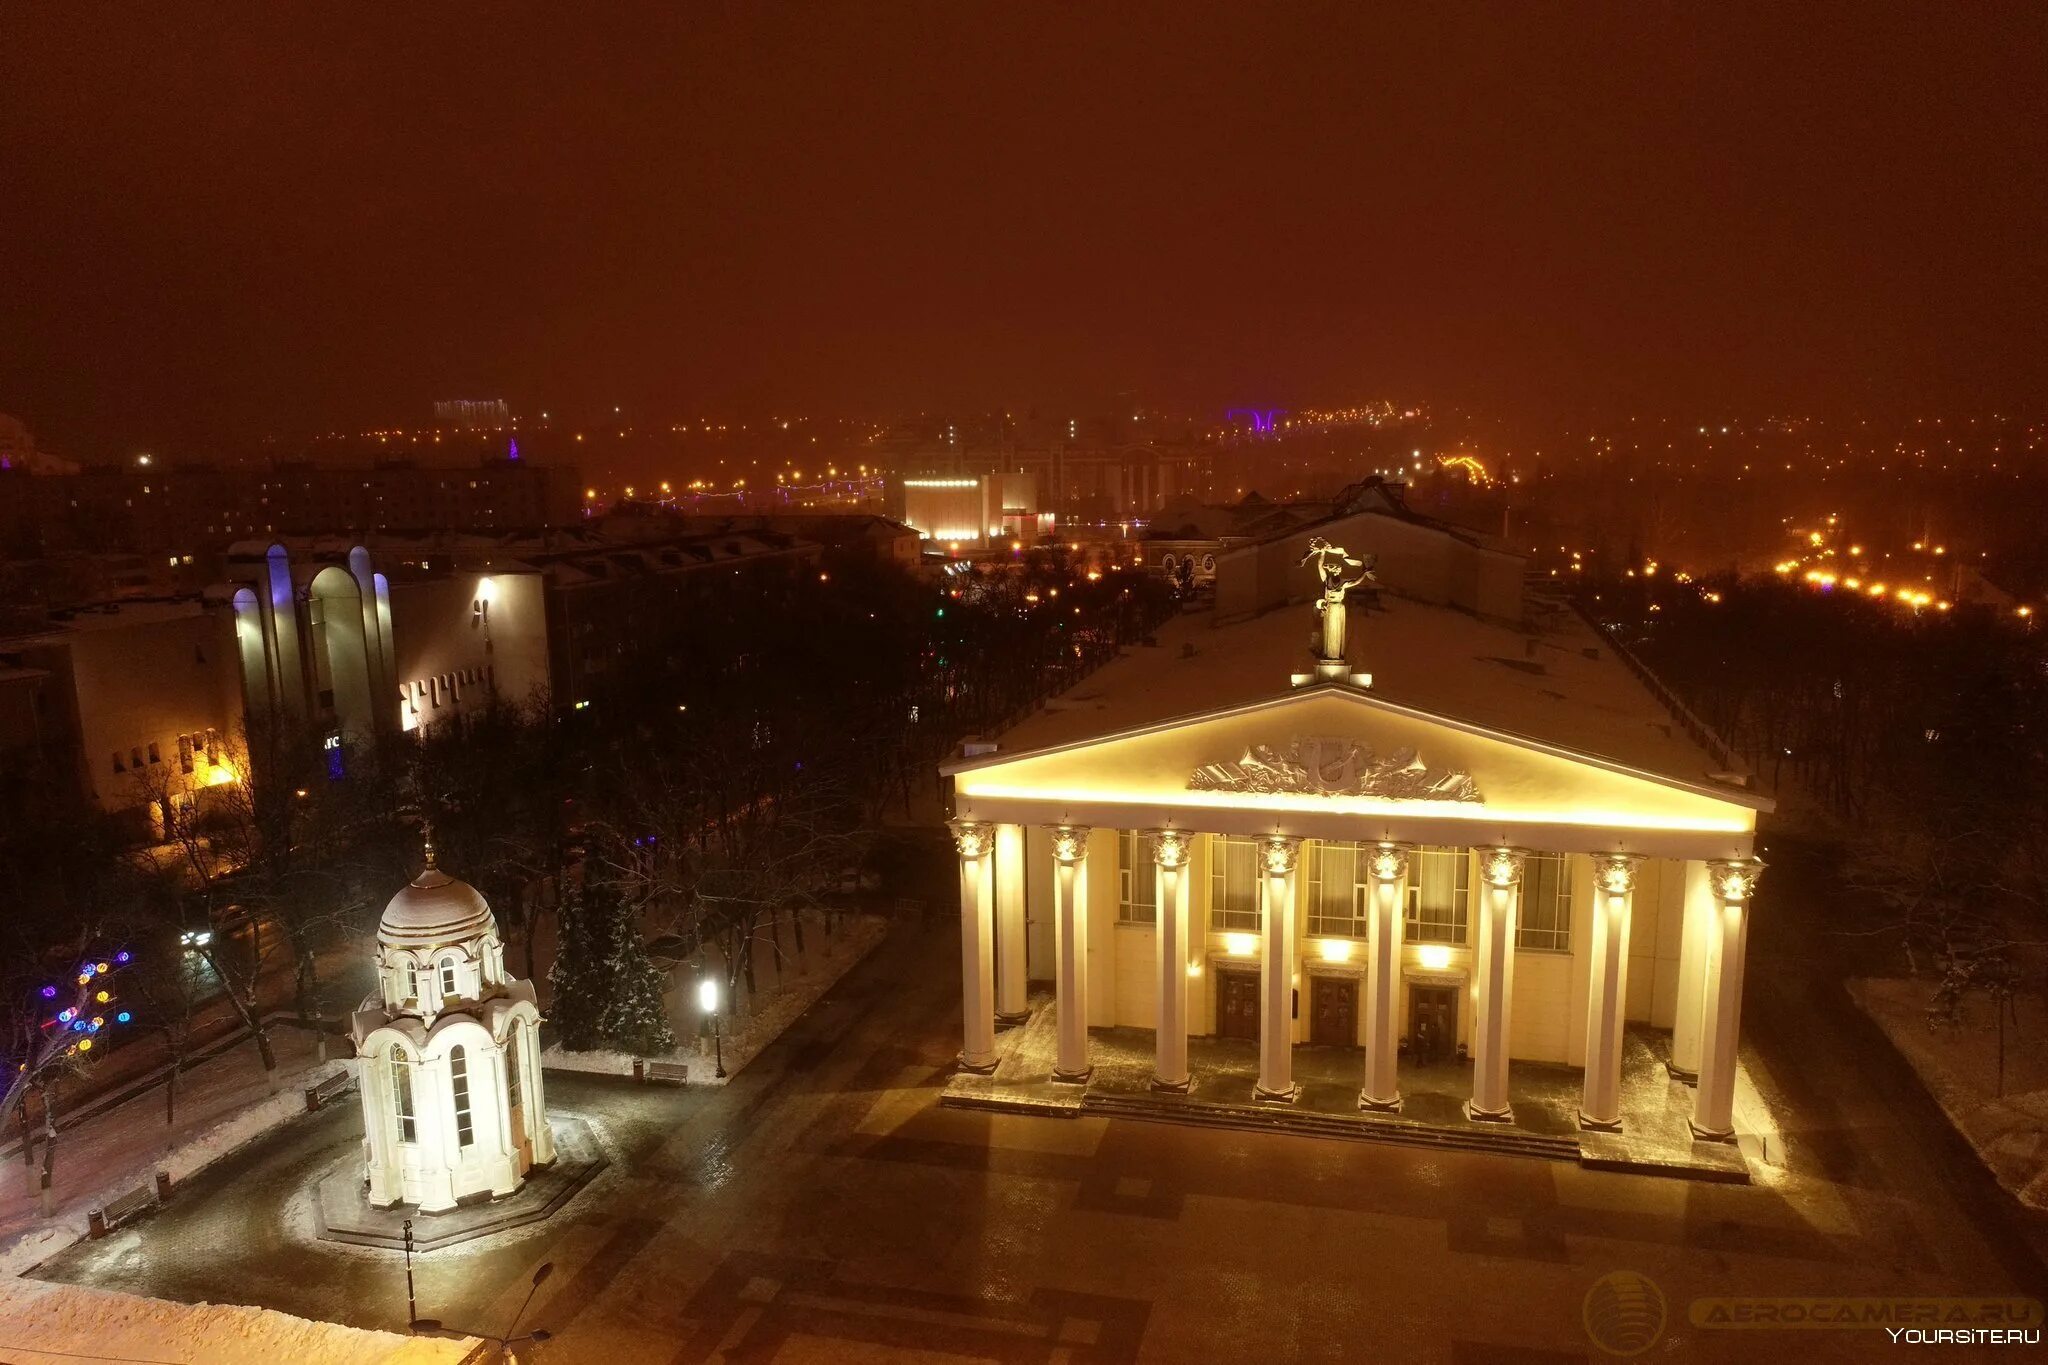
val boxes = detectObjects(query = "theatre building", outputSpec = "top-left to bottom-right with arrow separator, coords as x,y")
940,531 -> 1770,1142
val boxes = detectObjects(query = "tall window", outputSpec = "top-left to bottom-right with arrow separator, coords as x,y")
1118,830 -> 1157,924
1516,852 -> 1573,951
1305,840 -> 1367,938
1208,835 -> 1261,931
390,1048 -> 416,1144
1407,846 -> 1471,944
505,1028 -> 523,1114
450,1045 -> 474,1148
440,957 -> 458,998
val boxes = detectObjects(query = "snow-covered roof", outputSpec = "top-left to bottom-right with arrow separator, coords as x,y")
379,865 -> 496,949
986,594 -> 1747,792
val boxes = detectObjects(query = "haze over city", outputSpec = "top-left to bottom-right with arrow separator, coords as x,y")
5,5 -> 2047,457
2,8 -> 2047,1363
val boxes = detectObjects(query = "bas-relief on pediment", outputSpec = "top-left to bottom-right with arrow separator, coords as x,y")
1187,735 -> 1482,803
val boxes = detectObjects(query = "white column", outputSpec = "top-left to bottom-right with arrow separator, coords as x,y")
1149,829 -> 1193,1091
1050,825 -> 1093,1082
950,821 -> 998,1073
1670,858 -> 1713,1081
994,824 -> 1029,1021
525,1022 -> 555,1165
360,1055 -> 399,1206
1580,853 -> 1642,1131
1359,842 -> 1410,1112
1691,857 -> 1763,1140
1467,847 -> 1525,1123
1254,836 -> 1302,1103
494,1039 -> 520,1189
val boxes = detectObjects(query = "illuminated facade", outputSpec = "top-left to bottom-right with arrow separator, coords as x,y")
215,540 -> 549,741
941,552 -> 1770,1140
890,473 -> 1042,545
350,847 -> 553,1212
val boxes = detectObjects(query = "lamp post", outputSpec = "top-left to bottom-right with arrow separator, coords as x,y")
402,1219 -> 418,1329
698,975 -> 726,1079
411,1260 -> 554,1362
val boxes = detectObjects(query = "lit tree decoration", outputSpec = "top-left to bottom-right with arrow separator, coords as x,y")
3,947 -> 136,1213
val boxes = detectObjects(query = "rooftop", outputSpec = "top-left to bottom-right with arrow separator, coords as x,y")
990,593 -> 1743,790
0,597 -> 207,646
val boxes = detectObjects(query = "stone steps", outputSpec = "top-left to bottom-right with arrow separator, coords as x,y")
1080,1091 -> 1584,1162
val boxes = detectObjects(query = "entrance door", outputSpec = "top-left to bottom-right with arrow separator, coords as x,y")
1309,976 -> 1358,1046
1407,984 -> 1459,1066
1217,970 -> 1261,1042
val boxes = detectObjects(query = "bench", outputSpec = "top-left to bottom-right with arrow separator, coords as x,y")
88,1184 -> 158,1238
635,1060 -> 690,1087
304,1068 -> 356,1114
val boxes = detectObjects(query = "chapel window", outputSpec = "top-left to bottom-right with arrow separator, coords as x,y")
450,1046 -> 474,1148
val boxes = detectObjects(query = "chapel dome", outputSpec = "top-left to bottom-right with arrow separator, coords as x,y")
379,865 -> 496,949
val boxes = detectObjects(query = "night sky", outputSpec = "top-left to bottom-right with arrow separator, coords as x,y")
3,5 -> 2044,455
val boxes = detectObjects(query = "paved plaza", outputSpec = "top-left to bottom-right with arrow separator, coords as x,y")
31,884 -> 2048,1363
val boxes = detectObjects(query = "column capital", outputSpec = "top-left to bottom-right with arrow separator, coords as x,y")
1259,834 -> 1302,876
1048,824 -> 1091,864
1146,828 -> 1193,870
1593,851 -> 1644,896
1706,856 -> 1764,903
1481,846 -> 1527,888
949,820 -> 994,860
1367,841 -> 1413,884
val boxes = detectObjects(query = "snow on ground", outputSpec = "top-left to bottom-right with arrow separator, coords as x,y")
1852,975 -> 2048,1208
0,1276 -> 474,1364
0,1028 -> 343,1279
545,911 -> 888,1084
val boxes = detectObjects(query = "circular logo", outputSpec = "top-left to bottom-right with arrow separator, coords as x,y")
1583,1270 -> 1667,1357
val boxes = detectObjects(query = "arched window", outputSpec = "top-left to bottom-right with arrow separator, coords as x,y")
450,1045 -> 474,1148
505,1027 -> 523,1115
400,963 -> 417,1002
439,957 -> 458,999
389,1046 -> 416,1144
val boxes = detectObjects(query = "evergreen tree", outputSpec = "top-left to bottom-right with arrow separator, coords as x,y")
549,878 -> 675,1055
546,882 -> 604,1050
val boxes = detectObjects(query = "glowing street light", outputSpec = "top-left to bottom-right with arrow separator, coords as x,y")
698,974 -> 725,1078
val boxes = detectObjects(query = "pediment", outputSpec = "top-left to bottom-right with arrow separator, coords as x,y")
946,684 -> 1764,852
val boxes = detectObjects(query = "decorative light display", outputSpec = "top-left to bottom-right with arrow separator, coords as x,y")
15,950 -> 138,1091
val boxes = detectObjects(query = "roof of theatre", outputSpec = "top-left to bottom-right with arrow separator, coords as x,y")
983,592 -> 1750,795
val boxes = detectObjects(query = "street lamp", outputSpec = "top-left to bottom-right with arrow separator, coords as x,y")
411,1260 -> 554,1362
698,975 -> 725,1079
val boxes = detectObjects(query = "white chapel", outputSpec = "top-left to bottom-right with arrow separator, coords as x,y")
351,845 -> 554,1211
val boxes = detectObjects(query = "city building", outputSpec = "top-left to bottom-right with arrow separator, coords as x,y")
0,453 -> 582,575
0,600 -> 247,831
940,539 -> 1768,1141
351,847 -> 553,1212
1140,491 -> 1339,588
432,399 -> 511,429
1138,478 -> 1523,623
402,520 -> 824,709
0,542 -> 551,830
214,538 -> 552,746
889,474 -> 1044,546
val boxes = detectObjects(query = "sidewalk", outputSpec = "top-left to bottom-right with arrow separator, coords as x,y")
0,1029 -> 342,1278
543,910 -> 891,1084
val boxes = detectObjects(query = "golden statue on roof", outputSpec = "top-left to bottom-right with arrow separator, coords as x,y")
1300,537 -> 1376,666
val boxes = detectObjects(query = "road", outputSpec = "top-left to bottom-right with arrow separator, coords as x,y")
32,835 -> 2048,1362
